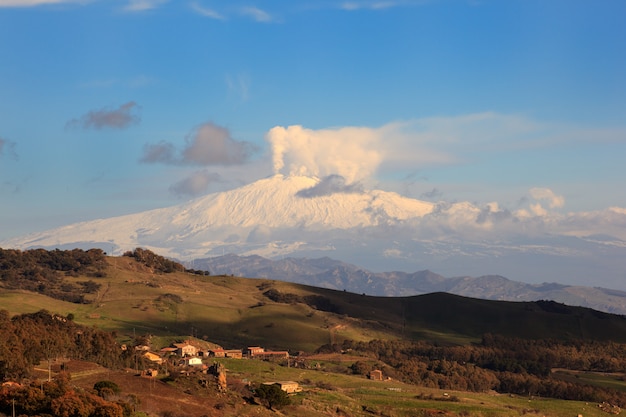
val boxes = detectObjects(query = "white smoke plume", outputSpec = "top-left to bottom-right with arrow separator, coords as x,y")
266,125 -> 383,183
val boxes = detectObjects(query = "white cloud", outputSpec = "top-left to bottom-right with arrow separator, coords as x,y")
0,0 -> 85,6
340,0 -> 429,11
190,1 -> 224,19
122,0 -> 167,12
264,113 -> 536,184
529,187 -> 565,209
239,6 -> 274,22
265,113 -> 626,192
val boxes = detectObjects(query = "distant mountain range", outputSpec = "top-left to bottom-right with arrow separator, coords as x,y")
193,253 -> 626,315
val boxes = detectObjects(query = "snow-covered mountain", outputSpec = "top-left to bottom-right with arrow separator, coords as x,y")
1,175 -> 432,258
2,174 -> 625,289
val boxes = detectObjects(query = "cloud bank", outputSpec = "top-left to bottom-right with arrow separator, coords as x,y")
66,101 -> 141,130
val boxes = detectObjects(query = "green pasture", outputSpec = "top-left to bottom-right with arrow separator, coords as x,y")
210,357 -> 608,417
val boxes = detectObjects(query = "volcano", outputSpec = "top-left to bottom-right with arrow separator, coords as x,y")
0,175 -> 435,260
2,174 -> 625,287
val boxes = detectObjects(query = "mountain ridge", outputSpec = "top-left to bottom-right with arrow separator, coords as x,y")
193,253 -> 626,315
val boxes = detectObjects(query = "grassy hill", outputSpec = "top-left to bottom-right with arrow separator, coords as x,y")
3,253 -> 626,351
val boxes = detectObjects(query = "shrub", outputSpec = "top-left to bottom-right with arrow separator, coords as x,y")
94,381 -> 121,396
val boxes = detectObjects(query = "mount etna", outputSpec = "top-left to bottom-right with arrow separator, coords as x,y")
2,174 -> 625,294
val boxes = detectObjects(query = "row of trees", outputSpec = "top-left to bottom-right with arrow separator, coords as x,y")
319,336 -> 626,405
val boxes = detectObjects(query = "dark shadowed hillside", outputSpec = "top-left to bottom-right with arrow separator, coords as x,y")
194,254 -> 626,315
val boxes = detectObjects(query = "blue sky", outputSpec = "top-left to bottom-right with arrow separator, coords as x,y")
1,0 -> 625,242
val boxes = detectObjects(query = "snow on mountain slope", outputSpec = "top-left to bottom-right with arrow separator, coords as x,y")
3,174 -> 625,290
1,175 -> 434,259
168,174 -> 434,230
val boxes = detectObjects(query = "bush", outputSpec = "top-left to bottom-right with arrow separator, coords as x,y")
94,381 -> 121,396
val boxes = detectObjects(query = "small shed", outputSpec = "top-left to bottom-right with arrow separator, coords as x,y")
276,381 -> 302,393
368,369 -> 383,381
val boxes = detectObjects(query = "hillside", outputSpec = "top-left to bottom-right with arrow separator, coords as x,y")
3,249 -> 626,351
5,249 -> 626,416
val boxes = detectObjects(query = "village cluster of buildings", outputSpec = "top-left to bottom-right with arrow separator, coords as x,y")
137,340 -> 383,393
138,340 -> 288,365
137,340 -> 301,392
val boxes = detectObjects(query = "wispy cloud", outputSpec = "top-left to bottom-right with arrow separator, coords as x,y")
420,188 -> 443,200
340,0 -> 427,11
191,3 -> 276,22
226,73 -> 250,102
0,0 -> 86,6
141,121 -> 257,166
66,102 -> 141,130
169,170 -> 222,197
0,137 -> 18,160
190,1 -> 224,19
122,0 -> 167,12
239,5 -> 274,22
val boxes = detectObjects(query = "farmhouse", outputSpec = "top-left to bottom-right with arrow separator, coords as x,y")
246,346 -> 265,357
268,381 -> 301,394
254,350 -> 289,360
207,348 -> 225,358
225,349 -> 243,359
180,357 -> 203,366
143,352 -> 163,364
160,347 -> 177,355
173,342 -> 197,357
206,348 -> 243,358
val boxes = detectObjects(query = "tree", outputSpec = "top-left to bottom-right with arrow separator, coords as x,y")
350,360 -> 371,375
255,384 -> 290,410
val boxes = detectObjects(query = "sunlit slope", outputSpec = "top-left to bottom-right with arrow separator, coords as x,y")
4,255 -> 626,351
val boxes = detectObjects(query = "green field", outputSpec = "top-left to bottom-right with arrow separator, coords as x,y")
202,357 -> 610,417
